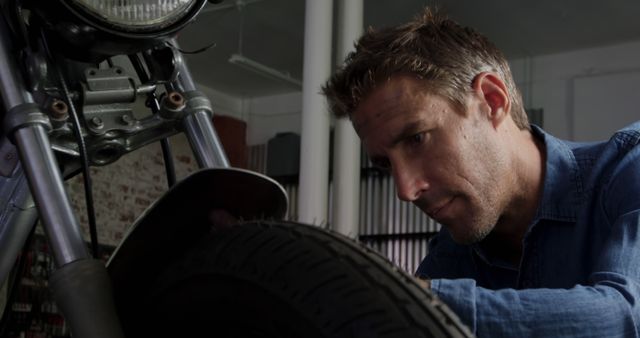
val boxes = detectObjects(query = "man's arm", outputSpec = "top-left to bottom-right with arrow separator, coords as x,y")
426,207 -> 640,337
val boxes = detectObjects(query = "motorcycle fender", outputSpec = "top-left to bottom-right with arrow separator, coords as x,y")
107,167 -> 287,305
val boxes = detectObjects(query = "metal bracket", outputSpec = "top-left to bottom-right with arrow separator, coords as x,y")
81,66 -> 139,136
3,102 -> 52,140
143,45 -> 180,84
183,90 -> 213,115
83,67 -> 136,104
158,90 -> 213,120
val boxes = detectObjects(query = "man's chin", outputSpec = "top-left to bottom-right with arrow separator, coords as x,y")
445,224 -> 491,245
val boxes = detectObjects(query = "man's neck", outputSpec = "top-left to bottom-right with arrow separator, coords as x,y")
485,129 -> 546,266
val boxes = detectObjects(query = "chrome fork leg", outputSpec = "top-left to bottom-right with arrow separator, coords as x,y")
0,17 -> 124,338
12,125 -> 89,264
0,17 -> 87,269
171,40 -> 230,169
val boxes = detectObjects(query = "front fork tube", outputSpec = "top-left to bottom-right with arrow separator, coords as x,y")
184,109 -> 230,168
172,43 -> 230,169
0,17 -> 124,338
13,126 -> 90,265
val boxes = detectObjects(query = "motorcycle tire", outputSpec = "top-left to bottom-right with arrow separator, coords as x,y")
122,221 -> 473,338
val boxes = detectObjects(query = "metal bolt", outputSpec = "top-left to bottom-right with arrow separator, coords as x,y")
50,99 -> 68,120
120,114 -> 133,125
165,91 -> 185,110
90,117 -> 104,129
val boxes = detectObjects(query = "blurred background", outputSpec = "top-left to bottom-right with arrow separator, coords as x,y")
179,0 -> 640,142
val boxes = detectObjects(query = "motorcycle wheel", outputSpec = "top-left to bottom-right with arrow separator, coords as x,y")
121,221 -> 473,338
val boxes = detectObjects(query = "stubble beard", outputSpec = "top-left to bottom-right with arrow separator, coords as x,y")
439,195 -> 500,246
449,133 -> 509,246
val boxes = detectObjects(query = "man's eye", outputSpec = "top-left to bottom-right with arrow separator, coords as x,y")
408,132 -> 425,145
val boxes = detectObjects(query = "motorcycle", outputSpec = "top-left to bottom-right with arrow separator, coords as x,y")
0,0 -> 473,337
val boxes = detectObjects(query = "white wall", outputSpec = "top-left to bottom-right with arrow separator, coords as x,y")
511,39 -> 640,140
197,83 -> 245,120
211,39 -> 640,146
197,86 -> 304,146
245,91 -> 303,145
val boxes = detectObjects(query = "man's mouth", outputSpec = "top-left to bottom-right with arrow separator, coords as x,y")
426,197 -> 455,219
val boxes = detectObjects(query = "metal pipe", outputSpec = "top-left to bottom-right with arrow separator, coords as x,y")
0,17 -> 33,111
13,126 -> 89,265
183,110 -> 230,168
331,0 -> 363,238
172,41 -> 196,92
170,40 -> 230,169
0,17 -> 88,266
298,0 -> 333,225
0,14 -> 125,338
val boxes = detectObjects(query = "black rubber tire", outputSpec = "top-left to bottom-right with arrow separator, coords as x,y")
123,221 -> 473,338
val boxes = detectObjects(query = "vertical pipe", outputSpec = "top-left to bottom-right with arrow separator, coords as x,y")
0,18 -> 88,266
331,0 -> 363,237
372,176 -> 380,234
400,200 -> 406,234
381,174 -> 388,235
298,0 -> 333,225
365,175 -> 373,234
171,39 -> 230,169
359,176 -> 365,233
386,176 -> 393,232
14,127 -> 90,265
183,111 -> 230,168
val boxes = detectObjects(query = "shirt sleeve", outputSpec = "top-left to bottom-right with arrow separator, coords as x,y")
430,205 -> 640,337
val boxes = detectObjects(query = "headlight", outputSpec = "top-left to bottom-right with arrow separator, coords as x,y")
67,0 -> 202,33
25,0 -> 207,61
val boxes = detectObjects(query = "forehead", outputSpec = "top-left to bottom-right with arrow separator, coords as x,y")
352,76 -> 452,141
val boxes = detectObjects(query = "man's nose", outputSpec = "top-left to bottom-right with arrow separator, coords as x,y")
392,165 -> 428,202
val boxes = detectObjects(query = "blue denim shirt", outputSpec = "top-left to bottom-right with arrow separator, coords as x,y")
416,123 -> 640,338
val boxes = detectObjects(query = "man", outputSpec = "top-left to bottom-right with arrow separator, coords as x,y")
323,8 -> 640,338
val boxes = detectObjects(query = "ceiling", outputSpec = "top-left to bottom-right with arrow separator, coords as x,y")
177,0 -> 640,98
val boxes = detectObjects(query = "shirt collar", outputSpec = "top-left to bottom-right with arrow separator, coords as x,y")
531,125 -> 583,223
471,125 -> 582,268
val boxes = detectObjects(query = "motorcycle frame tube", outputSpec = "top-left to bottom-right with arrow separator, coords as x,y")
0,15 -> 89,266
13,126 -> 90,266
172,42 -> 230,169
0,15 -> 125,337
0,32 -> 33,109
0,10 -> 39,289
183,111 -> 230,168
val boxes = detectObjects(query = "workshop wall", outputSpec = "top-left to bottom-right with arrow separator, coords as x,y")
238,38 -> 640,145
66,134 -> 198,247
511,39 -> 640,140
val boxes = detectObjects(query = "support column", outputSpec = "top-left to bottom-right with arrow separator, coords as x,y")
298,0 -> 333,225
332,0 -> 363,238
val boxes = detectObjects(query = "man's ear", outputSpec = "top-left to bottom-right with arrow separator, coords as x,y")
471,72 -> 511,128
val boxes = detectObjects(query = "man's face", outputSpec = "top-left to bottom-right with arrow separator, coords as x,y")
352,75 -> 510,245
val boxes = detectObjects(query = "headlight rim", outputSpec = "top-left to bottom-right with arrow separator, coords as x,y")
60,0 -> 207,38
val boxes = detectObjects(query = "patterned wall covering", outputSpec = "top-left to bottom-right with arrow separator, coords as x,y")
66,134 -> 198,246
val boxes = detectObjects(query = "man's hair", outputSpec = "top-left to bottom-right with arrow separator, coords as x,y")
322,8 -> 529,130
